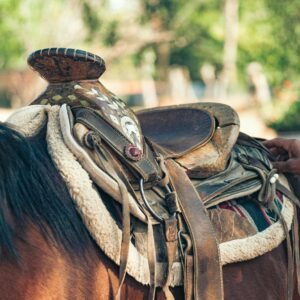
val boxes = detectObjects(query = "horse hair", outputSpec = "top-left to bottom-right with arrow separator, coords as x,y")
0,123 -> 95,260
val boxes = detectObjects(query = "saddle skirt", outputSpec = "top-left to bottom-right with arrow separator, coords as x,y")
7,48 -> 296,293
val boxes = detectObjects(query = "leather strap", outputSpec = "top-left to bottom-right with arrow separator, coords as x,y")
89,138 -> 131,300
74,108 -> 162,183
292,205 -> 300,295
162,217 -> 178,300
271,200 -> 294,300
89,135 -> 158,300
165,160 -> 223,300
276,182 -> 300,208
146,217 -> 157,300
277,180 -> 300,297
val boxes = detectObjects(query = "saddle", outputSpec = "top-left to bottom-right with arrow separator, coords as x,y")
25,48 -> 298,300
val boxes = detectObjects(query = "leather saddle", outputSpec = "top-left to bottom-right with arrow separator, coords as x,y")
27,48 -> 283,300
137,102 -> 240,178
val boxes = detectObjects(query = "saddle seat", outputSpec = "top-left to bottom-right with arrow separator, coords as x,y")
137,106 -> 215,158
137,102 -> 240,178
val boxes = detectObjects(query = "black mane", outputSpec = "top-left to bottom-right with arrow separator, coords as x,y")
0,123 -> 95,260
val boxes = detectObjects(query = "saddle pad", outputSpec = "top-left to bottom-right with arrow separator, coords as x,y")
7,105 -> 294,287
210,191 -> 284,243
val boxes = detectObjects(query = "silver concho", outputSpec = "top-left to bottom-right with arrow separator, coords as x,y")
121,116 -> 142,150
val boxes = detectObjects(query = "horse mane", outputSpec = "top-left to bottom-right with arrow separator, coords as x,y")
0,122 -> 95,260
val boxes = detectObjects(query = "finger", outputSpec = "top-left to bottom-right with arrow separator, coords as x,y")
289,139 -> 300,157
263,138 -> 289,150
277,153 -> 289,161
272,161 -> 291,173
273,159 -> 300,175
268,146 -> 287,157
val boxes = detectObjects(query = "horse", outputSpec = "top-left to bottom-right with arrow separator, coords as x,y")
1,47 -> 299,299
0,121 -> 297,300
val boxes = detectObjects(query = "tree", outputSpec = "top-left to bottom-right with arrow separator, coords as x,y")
0,0 -> 24,69
238,0 -> 300,87
219,0 -> 239,98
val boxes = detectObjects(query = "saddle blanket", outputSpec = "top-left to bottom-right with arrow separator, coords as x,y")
218,191 -> 283,233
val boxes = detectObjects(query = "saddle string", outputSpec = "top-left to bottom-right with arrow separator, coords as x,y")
292,205 -> 300,295
277,181 -> 300,296
152,155 -> 180,299
231,152 -> 300,300
259,168 -> 297,300
84,132 -> 131,300
87,131 -> 173,299
146,214 -> 158,300
237,155 -> 278,205
270,201 -> 294,300
151,154 -> 181,299
84,124 -> 182,299
140,179 -> 179,299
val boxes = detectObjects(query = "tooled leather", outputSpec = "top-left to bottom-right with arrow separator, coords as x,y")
74,107 -> 162,184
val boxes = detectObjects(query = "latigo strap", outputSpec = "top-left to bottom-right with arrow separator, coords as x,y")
165,160 -> 223,300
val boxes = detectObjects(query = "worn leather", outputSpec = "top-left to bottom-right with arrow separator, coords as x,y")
138,103 -> 240,178
208,208 -> 257,243
74,107 -> 162,184
28,48 -> 106,83
166,160 -> 223,300
137,107 -> 215,158
189,133 -> 276,207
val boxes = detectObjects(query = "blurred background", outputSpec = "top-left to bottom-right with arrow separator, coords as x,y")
0,0 -> 300,138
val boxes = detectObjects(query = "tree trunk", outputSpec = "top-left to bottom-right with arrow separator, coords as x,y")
219,0 -> 239,99
156,42 -> 171,104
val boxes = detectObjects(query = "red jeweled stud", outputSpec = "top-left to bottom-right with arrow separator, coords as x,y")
124,143 -> 142,161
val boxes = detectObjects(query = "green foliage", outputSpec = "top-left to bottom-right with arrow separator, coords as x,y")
238,0 -> 300,86
81,1 -> 102,40
139,0 -> 300,85
0,89 -> 11,108
140,0 -> 180,28
269,100 -> 300,132
169,1 -> 224,79
139,0 -> 224,80
80,1 -> 119,47
265,0 -> 300,84
0,0 -> 25,69
0,0 -> 79,70
103,19 -> 119,46
1,0 -> 300,89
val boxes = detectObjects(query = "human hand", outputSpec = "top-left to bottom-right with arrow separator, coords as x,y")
263,138 -> 300,175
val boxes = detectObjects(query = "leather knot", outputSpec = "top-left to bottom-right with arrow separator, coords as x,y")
84,131 -> 101,149
165,192 -> 179,215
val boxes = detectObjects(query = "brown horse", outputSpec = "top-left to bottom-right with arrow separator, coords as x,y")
0,123 -> 298,300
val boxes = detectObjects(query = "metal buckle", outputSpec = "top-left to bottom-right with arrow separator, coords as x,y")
139,178 -> 164,222
178,230 -> 186,265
